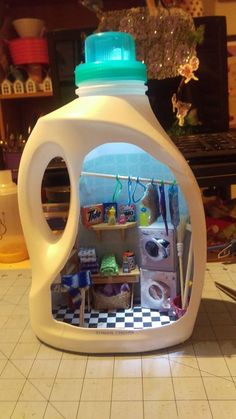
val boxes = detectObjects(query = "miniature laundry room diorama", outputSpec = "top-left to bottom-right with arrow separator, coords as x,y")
18,31 -> 206,354
52,144 -> 194,329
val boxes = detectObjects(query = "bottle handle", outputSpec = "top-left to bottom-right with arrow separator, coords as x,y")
18,140 -> 79,278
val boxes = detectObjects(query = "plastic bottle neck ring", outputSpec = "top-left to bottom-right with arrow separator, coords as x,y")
76,80 -> 148,97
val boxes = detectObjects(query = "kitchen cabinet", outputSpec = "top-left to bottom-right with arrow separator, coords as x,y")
0,91 -> 53,142
0,91 -> 54,178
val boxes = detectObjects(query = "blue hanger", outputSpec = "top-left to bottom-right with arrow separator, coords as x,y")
132,177 -> 146,204
127,176 -> 133,205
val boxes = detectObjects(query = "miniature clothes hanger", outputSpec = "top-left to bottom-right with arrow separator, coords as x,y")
81,171 -> 176,186
112,175 -> 123,202
132,177 -> 147,204
127,176 -> 133,205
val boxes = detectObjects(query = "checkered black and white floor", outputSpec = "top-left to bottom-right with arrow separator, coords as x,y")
52,305 -> 177,329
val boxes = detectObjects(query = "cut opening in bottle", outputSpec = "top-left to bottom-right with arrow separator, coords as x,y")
41,157 -> 70,233
50,142 -> 193,329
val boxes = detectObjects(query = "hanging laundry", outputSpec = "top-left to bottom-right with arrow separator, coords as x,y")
141,182 -> 160,225
159,182 -> 168,235
168,182 -> 180,228
61,271 -> 92,308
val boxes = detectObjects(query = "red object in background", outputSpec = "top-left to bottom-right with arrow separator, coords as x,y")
171,295 -> 186,319
206,216 -> 233,246
8,38 -> 49,65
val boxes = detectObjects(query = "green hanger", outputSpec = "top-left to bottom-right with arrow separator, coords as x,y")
112,175 -> 123,202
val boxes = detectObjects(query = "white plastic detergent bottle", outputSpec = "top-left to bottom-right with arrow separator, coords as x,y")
18,32 -> 206,354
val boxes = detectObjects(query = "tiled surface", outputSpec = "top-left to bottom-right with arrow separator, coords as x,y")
52,305 -> 176,328
0,263 -> 236,418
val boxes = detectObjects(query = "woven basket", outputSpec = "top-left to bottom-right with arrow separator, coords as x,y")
92,288 -> 131,310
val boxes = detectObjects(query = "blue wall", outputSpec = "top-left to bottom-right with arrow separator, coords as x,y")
78,142 -> 188,265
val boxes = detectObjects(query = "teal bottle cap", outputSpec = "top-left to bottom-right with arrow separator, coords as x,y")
75,31 -> 147,85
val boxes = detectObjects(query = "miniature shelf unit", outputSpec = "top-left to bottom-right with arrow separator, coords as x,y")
90,221 -> 137,240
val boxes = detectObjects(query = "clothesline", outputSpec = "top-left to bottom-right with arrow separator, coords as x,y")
81,171 -> 176,186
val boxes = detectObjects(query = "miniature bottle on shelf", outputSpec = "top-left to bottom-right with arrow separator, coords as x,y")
0,170 -> 28,263
122,258 -> 130,273
139,206 -> 149,226
118,213 -> 126,225
18,31 -> 206,354
107,206 -> 116,225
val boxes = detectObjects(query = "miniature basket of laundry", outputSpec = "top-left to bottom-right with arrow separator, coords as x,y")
92,283 -> 131,310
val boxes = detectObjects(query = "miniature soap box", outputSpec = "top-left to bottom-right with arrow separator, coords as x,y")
81,204 -> 104,227
119,204 -> 136,222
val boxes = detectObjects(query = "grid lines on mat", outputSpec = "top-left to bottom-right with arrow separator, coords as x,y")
0,263 -> 236,418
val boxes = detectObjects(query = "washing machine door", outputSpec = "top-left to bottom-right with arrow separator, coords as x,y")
141,278 -> 171,310
145,238 -> 170,261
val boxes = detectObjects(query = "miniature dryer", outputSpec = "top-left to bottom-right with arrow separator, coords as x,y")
140,268 -> 176,311
138,223 -> 176,272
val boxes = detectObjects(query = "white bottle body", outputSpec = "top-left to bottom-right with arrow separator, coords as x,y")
18,85 -> 206,353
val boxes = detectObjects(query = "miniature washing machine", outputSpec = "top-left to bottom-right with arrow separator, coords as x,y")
140,268 -> 176,310
139,223 -> 176,271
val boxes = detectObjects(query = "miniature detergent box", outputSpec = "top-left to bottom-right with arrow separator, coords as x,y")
119,204 -> 136,222
81,204 -> 104,227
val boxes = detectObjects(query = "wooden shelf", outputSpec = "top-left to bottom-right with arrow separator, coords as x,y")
92,267 -> 140,283
0,89 -> 55,145
0,92 -> 53,100
90,221 -> 137,240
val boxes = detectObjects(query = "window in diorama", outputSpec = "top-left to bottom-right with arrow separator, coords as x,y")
51,143 -> 193,329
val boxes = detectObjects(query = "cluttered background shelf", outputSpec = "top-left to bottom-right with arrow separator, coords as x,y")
0,91 -> 53,100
